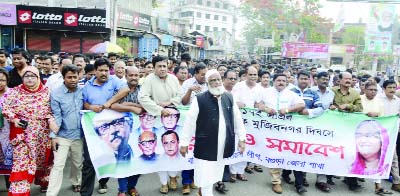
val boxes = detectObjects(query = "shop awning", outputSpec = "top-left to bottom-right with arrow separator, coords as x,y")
174,39 -> 198,48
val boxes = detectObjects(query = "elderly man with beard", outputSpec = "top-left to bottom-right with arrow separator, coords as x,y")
330,72 -> 363,192
81,58 -> 129,195
256,73 -> 305,194
180,69 -> 246,196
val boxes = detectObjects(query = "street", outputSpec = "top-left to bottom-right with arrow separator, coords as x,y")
0,161 -> 391,196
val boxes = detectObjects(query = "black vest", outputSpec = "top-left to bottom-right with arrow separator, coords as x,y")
194,91 -> 235,161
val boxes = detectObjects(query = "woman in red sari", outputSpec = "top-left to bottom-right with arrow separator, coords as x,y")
3,66 -> 56,195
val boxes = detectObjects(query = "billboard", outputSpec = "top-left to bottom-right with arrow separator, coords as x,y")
0,3 -> 16,25
16,5 -> 109,33
281,42 -> 329,59
364,4 -> 395,54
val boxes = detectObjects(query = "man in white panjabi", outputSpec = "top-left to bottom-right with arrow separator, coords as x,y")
230,66 -> 262,181
180,69 -> 246,196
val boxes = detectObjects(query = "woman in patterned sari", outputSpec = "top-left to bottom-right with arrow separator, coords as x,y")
3,66 -> 56,195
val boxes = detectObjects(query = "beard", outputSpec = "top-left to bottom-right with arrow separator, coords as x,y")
209,85 -> 225,96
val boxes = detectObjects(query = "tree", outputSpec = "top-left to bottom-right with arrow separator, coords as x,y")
240,0 -> 332,53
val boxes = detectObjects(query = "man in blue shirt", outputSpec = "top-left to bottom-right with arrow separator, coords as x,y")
81,58 -> 129,195
47,65 -> 83,196
286,70 -> 324,194
311,71 -> 335,192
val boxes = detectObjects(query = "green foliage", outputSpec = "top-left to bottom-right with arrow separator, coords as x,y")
240,0 -> 331,53
341,26 -> 365,46
116,37 -> 131,54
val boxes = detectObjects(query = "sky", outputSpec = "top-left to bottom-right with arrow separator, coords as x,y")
236,0 -> 399,40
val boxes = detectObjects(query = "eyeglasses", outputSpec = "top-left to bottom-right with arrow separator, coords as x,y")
23,75 -> 38,79
247,74 -> 258,76
96,118 -> 125,136
355,132 -> 380,139
139,140 -> 155,146
0,79 -> 7,83
140,114 -> 156,120
163,113 -> 179,119
227,77 -> 237,81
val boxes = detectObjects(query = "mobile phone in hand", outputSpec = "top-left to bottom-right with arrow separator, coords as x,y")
19,120 -> 28,129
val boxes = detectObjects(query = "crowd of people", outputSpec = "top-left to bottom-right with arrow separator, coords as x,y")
0,47 -> 399,196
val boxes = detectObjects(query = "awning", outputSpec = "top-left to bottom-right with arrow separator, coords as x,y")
174,39 -> 198,48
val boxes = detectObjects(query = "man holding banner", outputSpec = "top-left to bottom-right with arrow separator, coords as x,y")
180,69 -> 246,196
289,70 -> 324,194
330,72 -> 363,192
256,73 -> 305,194
381,80 -> 400,193
138,55 -> 183,194
81,58 -> 130,195
359,81 -> 393,195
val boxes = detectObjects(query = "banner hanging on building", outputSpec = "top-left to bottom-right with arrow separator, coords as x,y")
364,4 -> 395,54
16,5 -> 109,33
117,8 -> 151,32
82,108 -> 398,179
281,42 -> 329,59
0,3 -> 16,25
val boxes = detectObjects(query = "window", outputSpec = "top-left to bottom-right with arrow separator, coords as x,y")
222,16 -> 227,21
205,26 -> 210,32
196,25 -> 201,30
197,12 -> 201,18
206,1 -> 211,6
213,27 -> 218,31
180,11 -> 193,17
222,28 -> 226,31
223,3 -> 228,9
214,15 -> 218,20
206,14 -> 210,19
215,2 -> 220,8
197,0 -> 202,5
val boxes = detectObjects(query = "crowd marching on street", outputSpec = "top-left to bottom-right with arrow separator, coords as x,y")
1,47 -> 400,196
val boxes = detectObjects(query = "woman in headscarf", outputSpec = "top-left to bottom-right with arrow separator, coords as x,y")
3,66 -> 56,195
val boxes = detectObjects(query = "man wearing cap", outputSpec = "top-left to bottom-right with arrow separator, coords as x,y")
180,69 -> 246,196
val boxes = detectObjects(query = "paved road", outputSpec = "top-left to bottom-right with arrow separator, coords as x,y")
0,162 -> 394,196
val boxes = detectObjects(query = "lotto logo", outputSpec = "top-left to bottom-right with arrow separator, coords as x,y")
64,13 -> 78,26
18,10 -> 32,24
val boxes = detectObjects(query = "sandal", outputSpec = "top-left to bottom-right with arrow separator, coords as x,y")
254,165 -> 263,172
237,174 -> 248,181
245,166 -> 254,174
215,181 -> 228,193
230,175 -> 237,183
72,185 -> 81,192
376,188 -> 393,195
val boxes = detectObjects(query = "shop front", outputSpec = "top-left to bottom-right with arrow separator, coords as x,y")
117,7 -> 151,57
16,5 -> 110,54
0,3 -> 17,51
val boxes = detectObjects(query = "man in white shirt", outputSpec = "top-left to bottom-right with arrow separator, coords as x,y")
46,58 -> 72,91
181,63 -> 208,106
256,73 -> 305,194
381,80 -> 400,193
230,66 -> 262,181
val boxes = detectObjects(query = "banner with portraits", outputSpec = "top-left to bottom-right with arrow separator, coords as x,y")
82,108 -> 399,179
